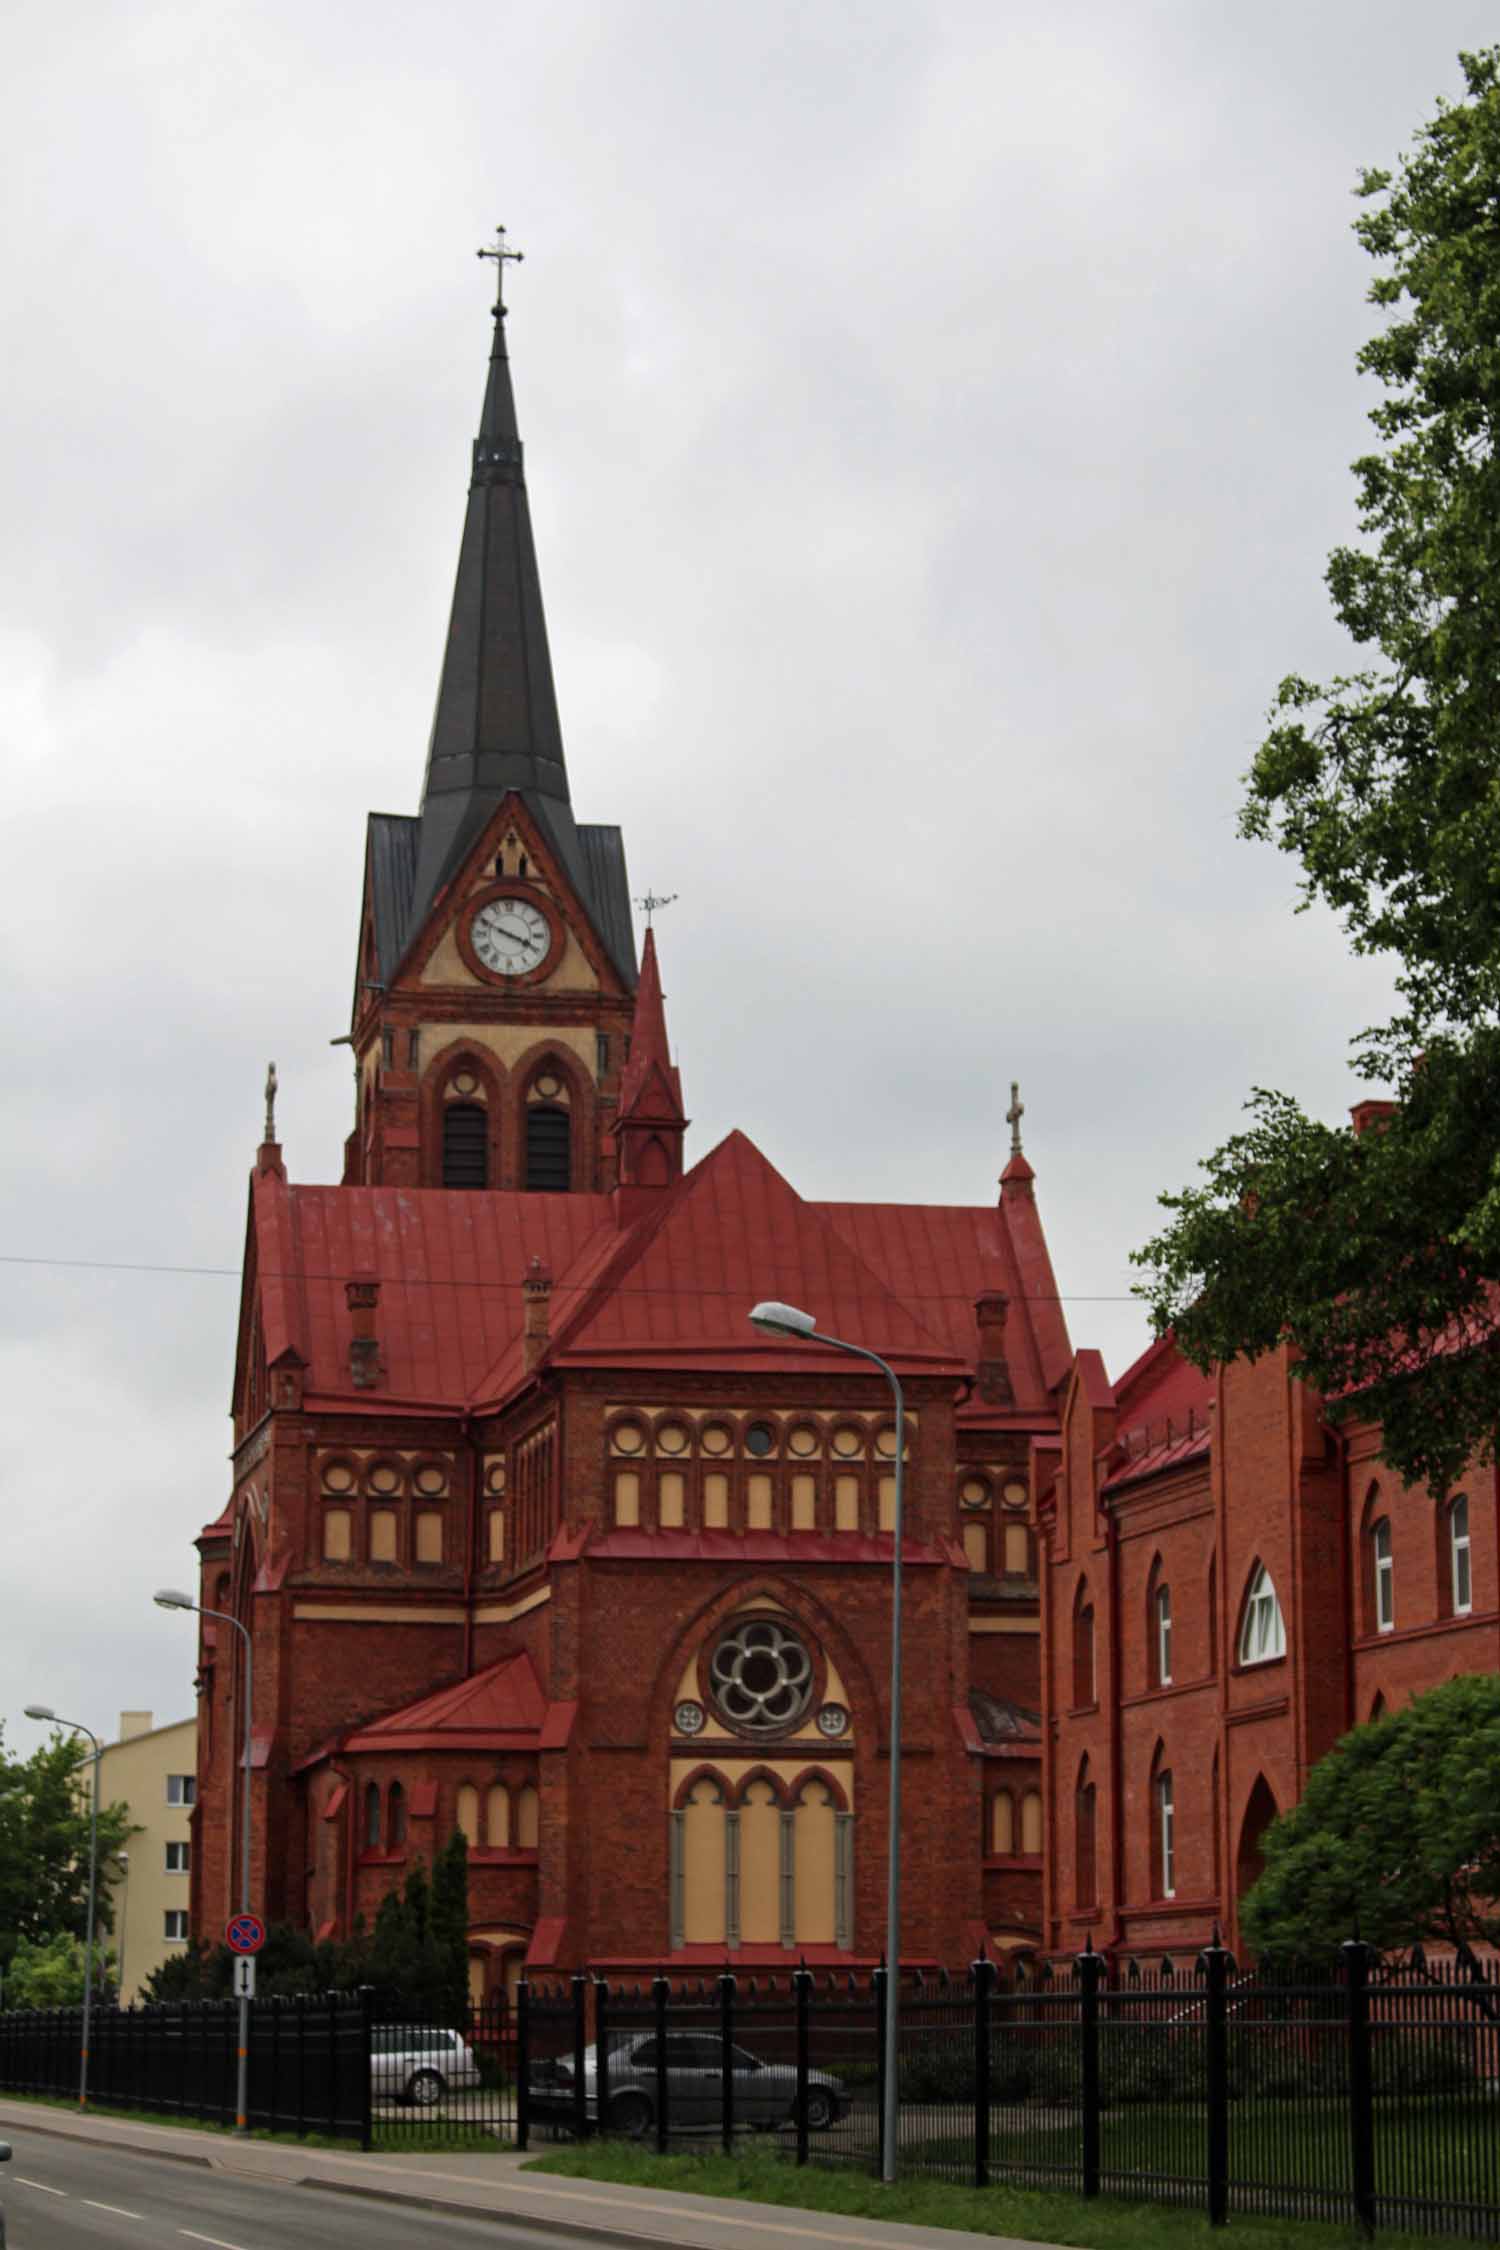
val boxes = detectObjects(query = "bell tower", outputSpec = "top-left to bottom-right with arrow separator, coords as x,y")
345,237 -> 638,1194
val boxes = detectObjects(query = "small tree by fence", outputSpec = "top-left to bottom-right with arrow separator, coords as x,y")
2,1944 -> 1498,2234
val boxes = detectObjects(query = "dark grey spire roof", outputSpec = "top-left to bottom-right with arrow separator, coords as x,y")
384,300 -> 635,989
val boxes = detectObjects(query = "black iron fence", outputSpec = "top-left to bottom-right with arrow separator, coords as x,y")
2,1945 -> 1498,2235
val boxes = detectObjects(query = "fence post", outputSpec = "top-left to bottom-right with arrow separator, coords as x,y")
595,1977 -> 611,2137
1201,1934 -> 1229,2228
358,1986 -> 374,2152
515,1976 -> 531,2153
571,1972 -> 590,2142
873,1965 -> 889,2180
794,1964 -> 813,2168
1077,1941 -> 1102,2200
973,1954 -> 994,2190
718,1970 -> 737,2156
652,1972 -> 670,2155
1344,1939 -> 1376,2238
326,1988 -> 340,2140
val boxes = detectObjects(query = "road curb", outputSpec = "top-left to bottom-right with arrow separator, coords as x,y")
301,2170 -> 696,2246
0,2113 -> 213,2169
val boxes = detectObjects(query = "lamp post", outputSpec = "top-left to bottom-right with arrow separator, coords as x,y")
113,1854 -> 129,2003
155,1588 -> 253,2134
24,1705 -> 101,2108
747,1300 -> 907,2184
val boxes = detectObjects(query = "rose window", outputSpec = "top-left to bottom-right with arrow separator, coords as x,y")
709,1619 -> 814,1734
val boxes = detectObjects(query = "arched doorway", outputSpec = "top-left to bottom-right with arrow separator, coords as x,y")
1235,1774 -> 1279,1929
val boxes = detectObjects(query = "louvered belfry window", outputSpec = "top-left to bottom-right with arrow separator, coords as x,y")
443,1101 -> 488,1189
526,1104 -> 571,1192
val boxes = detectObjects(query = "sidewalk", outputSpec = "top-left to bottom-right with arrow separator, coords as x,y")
0,2097 -> 1063,2250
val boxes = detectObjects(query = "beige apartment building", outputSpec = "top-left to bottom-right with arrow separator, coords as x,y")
100,1712 -> 198,2002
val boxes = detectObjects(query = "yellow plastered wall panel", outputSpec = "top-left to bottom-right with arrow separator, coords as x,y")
794,1781 -> 837,1945
791,1474 -> 816,1531
992,1792 -> 1014,1853
659,1471 -> 685,1528
747,1474 -> 773,1531
323,1509 -> 351,1562
515,1785 -> 539,1849
614,1471 -> 640,1527
878,1475 -> 897,1533
370,1509 -> 397,1564
486,1785 -> 510,1847
704,1473 -> 729,1529
487,1509 -> 505,1563
682,1779 -> 727,1944
1021,1790 -> 1043,1854
415,1511 -> 443,1563
457,1785 -> 479,1845
1004,1522 -> 1030,1574
739,1780 -> 781,1944
835,1476 -> 860,1532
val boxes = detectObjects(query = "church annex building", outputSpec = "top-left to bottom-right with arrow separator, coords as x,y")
190,278 -> 1500,1995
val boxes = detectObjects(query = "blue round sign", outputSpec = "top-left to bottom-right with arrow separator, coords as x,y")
225,1913 -> 266,1955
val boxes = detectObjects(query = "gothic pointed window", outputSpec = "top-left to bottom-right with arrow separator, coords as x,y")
1072,1582 -> 1095,1708
526,1103 -> 571,1192
387,1781 -> 407,1847
443,1101 -> 488,1188
1451,1495 -> 1472,1616
1237,1562 -> 1286,1666
1154,1766 -> 1176,1899
363,1781 -> 381,1853
1372,1517 -> 1394,1633
1074,1758 -> 1097,1908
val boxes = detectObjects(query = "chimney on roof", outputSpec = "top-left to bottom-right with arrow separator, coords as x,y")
118,1711 -> 152,1742
346,1276 -> 381,1389
523,1256 -> 552,1371
1350,1098 -> 1398,1138
974,1291 -> 1015,1406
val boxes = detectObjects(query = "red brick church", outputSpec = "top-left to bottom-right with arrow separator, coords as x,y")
190,279 -> 1499,1991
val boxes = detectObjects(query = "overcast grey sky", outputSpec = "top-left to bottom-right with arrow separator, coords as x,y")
3,0 -> 1491,1758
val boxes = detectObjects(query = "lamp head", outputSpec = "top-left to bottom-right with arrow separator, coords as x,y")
153,1588 -> 195,1612
748,1300 -> 817,1339
23,1704 -> 56,1723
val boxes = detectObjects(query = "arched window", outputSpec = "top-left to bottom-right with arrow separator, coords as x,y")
1451,1495 -> 1472,1616
791,1776 -> 844,1947
1152,1759 -> 1175,1900
1020,1788 -> 1042,1855
1074,1759 -> 1097,1907
1155,1583 -> 1173,1684
443,1101 -> 489,1189
1208,1553 -> 1218,1665
525,1104 -> 571,1192
387,1781 -> 407,1847
515,1784 -> 539,1848
456,1784 -> 479,1846
1073,1582 -> 1096,1708
1238,1562 -> 1286,1666
485,1784 -> 510,1847
363,1781 -> 381,1852
1372,1517 -> 1394,1633
991,1791 -> 1015,1855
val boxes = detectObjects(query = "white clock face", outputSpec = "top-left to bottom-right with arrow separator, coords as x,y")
470,897 -> 551,977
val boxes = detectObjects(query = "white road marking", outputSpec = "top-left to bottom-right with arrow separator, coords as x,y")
16,2176 -> 68,2193
180,2233 -> 248,2249
83,2200 -> 144,2218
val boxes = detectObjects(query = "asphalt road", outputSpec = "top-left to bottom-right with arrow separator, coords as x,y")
0,2131 -> 580,2249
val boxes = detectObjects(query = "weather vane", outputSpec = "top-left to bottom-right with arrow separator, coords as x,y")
476,224 -> 524,316
634,891 -> 679,928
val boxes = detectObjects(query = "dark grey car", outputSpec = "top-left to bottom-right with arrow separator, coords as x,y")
530,2031 -> 846,2136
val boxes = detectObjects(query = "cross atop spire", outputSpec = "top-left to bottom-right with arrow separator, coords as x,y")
476,224 -> 524,318
1006,1080 -> 1025,1157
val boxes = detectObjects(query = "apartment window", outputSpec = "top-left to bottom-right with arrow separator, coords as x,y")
1372,1517 -> 1394,1633
1238,1563 -> 1286,1666
165,1841 -> 191,1874
1156,1770 -> 1176,1899
1451,1496 -> 1472,1615
166,1774 -> 196,1807
1154,1583 -> 1173,1686
164,1911 -> 189,1943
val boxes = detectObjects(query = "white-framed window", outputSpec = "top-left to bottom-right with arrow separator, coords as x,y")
1155,1584 -> 1173,1685
166,1774 -> 196,1807
1372,1517 -> 1394,1632
165,1841 -> 190,1874
1156,1770 -> 1175,1899
1452,1495 -> 1472,1615
164,1910 -> 189,1943
1238,1563 -> 1286,1665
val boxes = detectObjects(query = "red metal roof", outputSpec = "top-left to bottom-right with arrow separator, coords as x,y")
341,1651 -> 547,1752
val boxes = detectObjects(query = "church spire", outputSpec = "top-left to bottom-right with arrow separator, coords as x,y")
612,928 -> 687,1207
408,238 -> 588,933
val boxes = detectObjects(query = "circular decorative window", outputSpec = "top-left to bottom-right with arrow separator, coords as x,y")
787,1424 -> 819,1458
743,1421 -> 776,1459
452,1071 -> 478,1097
816,1703 -> 849,1739
831,1425 -> 864,1459
875,1425 -> 899,1458
612,1421 -> 645,1455
322,1462 -> 354,1493
485,1460 -> 507,1495
656,1422 -> 689,1455
700,1423 -> 732,1456
674,1700 -> 706,1736
369,1463 -> 401,1495
415,1464 -> 447,1496
1002,1480 -> 1028,1509
959,1477 -> 990,1510
535,1072 -> 563,1100
710,1619 -> 814,1734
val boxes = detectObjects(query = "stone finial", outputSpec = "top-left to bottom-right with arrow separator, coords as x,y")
264,1062 -> 279,1144
1006,1081 -> 1024,1158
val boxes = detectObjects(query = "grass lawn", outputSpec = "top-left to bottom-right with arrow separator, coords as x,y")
525,2142 -> 1484,2250
0,2085 -> 500,2154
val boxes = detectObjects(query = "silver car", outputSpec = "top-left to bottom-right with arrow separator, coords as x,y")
371,2024 -> 482,2107
530,2031 -> 846,2136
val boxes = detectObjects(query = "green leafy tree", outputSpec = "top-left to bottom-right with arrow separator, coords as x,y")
5,1931 -> 118,2008
0,1727 -> 133,1972
1243,1674 -> 1500,1987
1135,50 -> 1500,1497
429,1828 -> 471,2024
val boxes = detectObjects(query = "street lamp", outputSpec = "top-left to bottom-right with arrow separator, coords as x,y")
112,1854 -> 129,2003
155,1587 -> 253,2134
24,1704 -> 101,2109
747,1300 -> 907,2185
